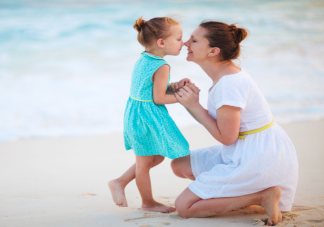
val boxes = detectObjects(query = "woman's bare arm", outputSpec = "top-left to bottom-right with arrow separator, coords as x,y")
189,104 -> 240,145
185,107 -> 199,122
175,86 -> 240,146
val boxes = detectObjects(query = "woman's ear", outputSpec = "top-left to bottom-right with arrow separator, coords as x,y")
208,47 -> 220,57
156,38 -> 165,48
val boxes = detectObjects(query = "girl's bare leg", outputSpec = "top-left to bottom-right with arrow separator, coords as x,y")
108,155 -> 164,207
175,187 -> 282,226
136,155 -> 176,213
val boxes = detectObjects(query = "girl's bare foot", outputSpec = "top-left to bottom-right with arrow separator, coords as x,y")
142,200 -> 176,213
108,179 -> 128,207
260,186 -> 282,226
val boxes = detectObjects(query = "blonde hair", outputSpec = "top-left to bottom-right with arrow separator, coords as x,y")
133,16 -> 180,48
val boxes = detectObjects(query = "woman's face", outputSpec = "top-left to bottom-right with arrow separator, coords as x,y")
184,26 -> 211,63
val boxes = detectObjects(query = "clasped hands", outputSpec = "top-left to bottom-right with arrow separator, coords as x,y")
168,78 -> 201,109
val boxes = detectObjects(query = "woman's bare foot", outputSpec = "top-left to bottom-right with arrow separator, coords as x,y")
142,200 -> 176,213
260,186 -> 282,226
108,179 -> 128,207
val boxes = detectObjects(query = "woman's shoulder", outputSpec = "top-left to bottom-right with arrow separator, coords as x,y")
221,69 -> 250,82
208,69 -> 253,110
212,69 -> 251,91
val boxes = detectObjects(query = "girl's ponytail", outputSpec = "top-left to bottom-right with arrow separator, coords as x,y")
133,16 -> 145,32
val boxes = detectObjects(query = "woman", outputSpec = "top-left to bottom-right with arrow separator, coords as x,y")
170,21 -> 298,226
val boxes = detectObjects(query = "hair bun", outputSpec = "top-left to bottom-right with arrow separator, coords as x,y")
229,23 -> 248,44
229,24 -> 237,32
133,16 -> 145,32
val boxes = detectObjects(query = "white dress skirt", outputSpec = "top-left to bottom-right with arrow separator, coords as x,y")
188,70 -> 298,212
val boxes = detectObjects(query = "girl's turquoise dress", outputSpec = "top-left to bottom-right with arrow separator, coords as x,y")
123,52 -> 190,159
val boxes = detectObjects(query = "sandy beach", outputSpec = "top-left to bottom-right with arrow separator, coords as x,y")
1,120 -> 323,227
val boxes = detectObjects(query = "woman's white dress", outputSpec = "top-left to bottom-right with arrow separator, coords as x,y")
188,69 -> 298,211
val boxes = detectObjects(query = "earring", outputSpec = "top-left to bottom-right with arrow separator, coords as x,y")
208,53 -> 211,56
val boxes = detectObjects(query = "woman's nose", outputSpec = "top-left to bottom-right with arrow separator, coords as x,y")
184,40 -> 189,47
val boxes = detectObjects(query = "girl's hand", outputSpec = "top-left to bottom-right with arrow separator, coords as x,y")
178,78 -> 191,89
168,82 -> 178,91
168,78 -> 191,91
175,84 -> 200,109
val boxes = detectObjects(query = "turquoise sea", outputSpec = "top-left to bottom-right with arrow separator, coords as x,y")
0,0 -> 324,141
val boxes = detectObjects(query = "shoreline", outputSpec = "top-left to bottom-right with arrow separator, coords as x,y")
2,118 -> 324,143
1,120 -> 324,226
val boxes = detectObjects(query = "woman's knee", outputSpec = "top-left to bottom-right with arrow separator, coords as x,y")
171,158 -> 181,176
175,188 -> 200,218
171,155 -> 193,179
175,196 -> 192,218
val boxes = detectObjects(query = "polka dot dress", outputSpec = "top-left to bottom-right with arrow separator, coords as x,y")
123,52 -> 190,159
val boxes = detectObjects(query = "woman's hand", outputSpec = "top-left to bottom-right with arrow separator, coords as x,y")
175,83 -> 201,109
188,83 -> 201,94
168,78 -> 191,91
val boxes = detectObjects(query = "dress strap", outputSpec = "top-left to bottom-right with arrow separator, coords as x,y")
141,52 -> 170,68
238,120 -> 274,139
141,51 -> 164,60
130,95 -> 153,102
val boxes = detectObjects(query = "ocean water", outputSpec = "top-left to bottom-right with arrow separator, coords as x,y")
1,0 -> 324,141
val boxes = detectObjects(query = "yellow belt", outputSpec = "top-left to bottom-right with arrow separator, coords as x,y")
130,95 -> 153,102
238,120 -> 274,139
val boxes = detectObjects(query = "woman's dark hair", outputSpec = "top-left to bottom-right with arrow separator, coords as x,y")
133,16 -> 179,48
199,21 -> 249,61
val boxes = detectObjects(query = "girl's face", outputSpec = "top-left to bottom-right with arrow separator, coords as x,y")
184,26 -> 211,63
164,24 -> 184,56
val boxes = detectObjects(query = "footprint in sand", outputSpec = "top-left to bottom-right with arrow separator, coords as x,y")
156,196 -> 173,200
252,219 -> 264,226
156,196 -> 175,206
168,214 -> 185,220
138,223 -> 170,227
282,212 -> 299,221
307,219 -> 324,223
124,212 -> 168,222
291,205 -> 314,212
79,193 -> 96,198
124,212 -> 175,226
139,222 -> 171,227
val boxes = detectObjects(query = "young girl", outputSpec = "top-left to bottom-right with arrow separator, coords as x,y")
108,16 -> 195,213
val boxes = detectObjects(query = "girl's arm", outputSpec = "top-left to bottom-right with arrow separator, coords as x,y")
175,86 -> 240,146
152,65 -> 178,105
